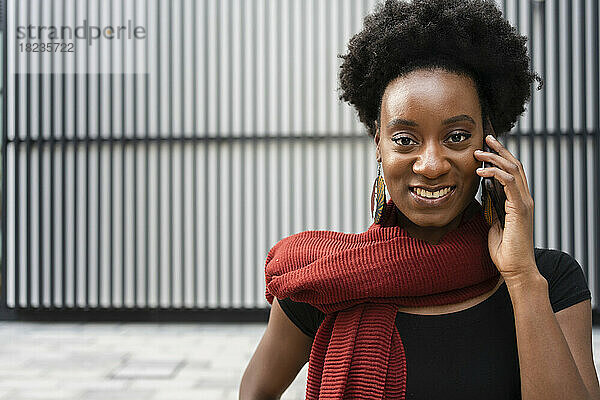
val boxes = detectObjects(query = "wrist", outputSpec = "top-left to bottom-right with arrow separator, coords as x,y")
503,269 -> 549,312
503,269 -> 548,296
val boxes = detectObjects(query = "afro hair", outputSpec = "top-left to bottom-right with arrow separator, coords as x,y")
338,0 -> 543,138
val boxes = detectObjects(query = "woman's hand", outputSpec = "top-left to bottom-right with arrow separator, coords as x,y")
473,134 -> 539,285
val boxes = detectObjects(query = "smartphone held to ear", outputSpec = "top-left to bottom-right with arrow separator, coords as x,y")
481,117 -> 507,229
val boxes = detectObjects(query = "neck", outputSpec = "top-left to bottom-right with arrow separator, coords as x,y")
396,201 -> 478,245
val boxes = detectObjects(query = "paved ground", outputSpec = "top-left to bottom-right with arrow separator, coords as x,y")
1,322 -> 600,400
0,321 -> 307,400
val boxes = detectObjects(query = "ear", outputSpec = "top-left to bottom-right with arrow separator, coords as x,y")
374,120 -> 381,162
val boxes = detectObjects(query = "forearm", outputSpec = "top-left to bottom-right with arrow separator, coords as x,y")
238,382 -> 280,400
506,272 -> 592,400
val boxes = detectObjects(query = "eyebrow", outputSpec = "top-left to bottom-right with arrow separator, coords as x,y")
386,114 -> 476,128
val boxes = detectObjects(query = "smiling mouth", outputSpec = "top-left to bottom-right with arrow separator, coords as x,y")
410,186 -> 456,199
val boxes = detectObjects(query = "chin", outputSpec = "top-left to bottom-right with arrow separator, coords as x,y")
410,214 -> 457,227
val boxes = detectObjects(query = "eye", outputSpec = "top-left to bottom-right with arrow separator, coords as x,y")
392,132 -> 471,147
447,131 -> 472,143
391,136 -> 417,146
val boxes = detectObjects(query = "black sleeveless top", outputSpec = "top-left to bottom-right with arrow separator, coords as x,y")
277,248 -> 591,400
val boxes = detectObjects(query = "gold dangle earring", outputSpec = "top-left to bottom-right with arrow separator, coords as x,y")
482,183 -> 494,227
370,161 -> 386,223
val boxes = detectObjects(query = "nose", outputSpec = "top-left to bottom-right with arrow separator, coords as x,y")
412,143 -> 452,179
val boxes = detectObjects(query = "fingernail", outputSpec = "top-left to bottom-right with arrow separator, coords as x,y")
488,135 -> 496,141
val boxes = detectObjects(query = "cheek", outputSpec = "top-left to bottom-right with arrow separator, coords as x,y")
461,166 -> 481,188
461,157 -> 483,190
460,149 -> 481,170
465,159 -> 481,174
381,156 -> 411,180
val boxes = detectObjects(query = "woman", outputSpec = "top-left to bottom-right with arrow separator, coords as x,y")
240,0 -> 599,399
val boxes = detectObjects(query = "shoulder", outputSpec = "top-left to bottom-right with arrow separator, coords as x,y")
265,229 -> 344,304
266,229 -> 339,258
265,231 -> 316,272
533,247 -> 591,313
277,296 -> 324,339
534,247 -> 585,284
265,228 -> 358,272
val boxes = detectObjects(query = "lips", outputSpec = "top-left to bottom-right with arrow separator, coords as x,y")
410,185 -> 456,192
410,185 -> 456,197
409,185 -> 456,206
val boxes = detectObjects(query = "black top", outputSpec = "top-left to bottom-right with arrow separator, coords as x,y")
278,248 -> 591,400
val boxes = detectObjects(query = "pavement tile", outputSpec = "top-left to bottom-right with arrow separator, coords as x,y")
44,368 -> 116,380
79,389 -> 155,400
110,360 -> 185,379
175,359 -> 211,369
153,390 -> 224,400
154,388 -> 225,400
0,368 -> 46,378
0,377 -> 61,391
127,378 -> 200,390
4,389 -> 79,400
222,388 -> 245,400
53,379 -> 130,391
0,390 -> 14,400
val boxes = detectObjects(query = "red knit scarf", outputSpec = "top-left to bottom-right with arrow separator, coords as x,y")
264,198 -> 500,400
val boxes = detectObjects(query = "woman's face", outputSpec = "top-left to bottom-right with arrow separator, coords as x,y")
374,68 -> 484,243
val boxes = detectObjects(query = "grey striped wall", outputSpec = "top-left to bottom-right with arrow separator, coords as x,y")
1,0 -> 599,316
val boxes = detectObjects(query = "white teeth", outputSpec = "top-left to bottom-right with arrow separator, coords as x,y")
415,186 -> 452,199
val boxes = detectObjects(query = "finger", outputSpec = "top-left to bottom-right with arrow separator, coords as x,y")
476,166 -> 528,206
484,134 -> 530,191
484,135 -> 531,195
474,150 -> 528,195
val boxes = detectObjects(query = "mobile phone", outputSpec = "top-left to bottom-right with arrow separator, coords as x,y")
481,116 -> 507,229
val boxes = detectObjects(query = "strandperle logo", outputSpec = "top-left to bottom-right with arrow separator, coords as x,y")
16,19 -> 147,46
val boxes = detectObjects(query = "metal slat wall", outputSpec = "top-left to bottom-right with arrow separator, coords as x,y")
0,0 -> 599,318
501,0 -> 600,303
